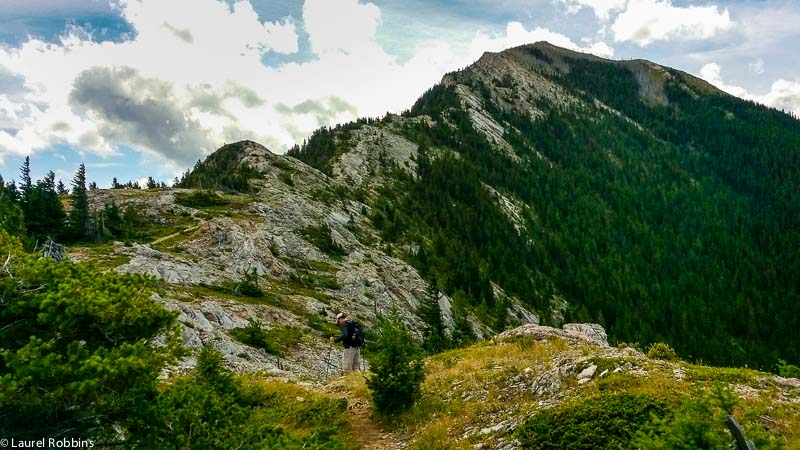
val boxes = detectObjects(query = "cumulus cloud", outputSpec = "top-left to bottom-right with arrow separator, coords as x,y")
304,0 -> 382,55
611,0 -> 733,46
761,79 -> 800,116
557,0 -> 627,21
470,22 -> 614,58
699,63 -> 750,98
700,63 -> 800,117
69,66 -> 216,166
0,0 -> 614,174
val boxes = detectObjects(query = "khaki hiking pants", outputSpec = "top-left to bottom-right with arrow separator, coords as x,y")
342,347 -> 361,373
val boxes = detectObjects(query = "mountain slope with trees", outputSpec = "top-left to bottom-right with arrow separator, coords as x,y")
290,42 -> 800,370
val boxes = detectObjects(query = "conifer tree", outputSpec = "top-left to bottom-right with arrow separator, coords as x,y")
450,290 -> 477,348
419,277 -> 450,353
0,174 -> 25,237
19,156 -> 32,201
67,164 -> 91,241
366,312 -> 425,416
23,171 -> 66,242
0,230 -> 182,440
56,179 -> 67,195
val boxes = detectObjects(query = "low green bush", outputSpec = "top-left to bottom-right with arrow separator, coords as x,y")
139,346 -> 350,449
777,359 -> 800,378
175,190 -> 229,207
230,319 -> 281,355
647,342 -> 679,361
633,383 -> 782,449
517,392 -> 671,449
229,320 -> 304,356
299,224 -> 347,258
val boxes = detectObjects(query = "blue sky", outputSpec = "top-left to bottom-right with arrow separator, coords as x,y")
0,0 -> 798,187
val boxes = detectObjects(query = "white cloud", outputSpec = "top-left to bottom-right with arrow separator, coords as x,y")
470,22 -> 614,58
761,79 -> 800,116
749,59 -> 765,76
611,0 -> 733,46
0,0 -> 614,173
304,0 -> 381,55
557,0 -> 627,21
700,63 -> 800,117
699,63 -> 750,98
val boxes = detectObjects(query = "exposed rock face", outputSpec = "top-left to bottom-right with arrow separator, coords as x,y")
75,140 -> 542,379
496,322 -> 610,348
562,323 -> 609,347
330,123 -> 419,188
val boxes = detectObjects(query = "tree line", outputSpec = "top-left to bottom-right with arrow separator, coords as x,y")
0,158 -> 164,246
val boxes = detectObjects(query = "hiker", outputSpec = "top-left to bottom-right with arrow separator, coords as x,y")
330,313 -> 364,373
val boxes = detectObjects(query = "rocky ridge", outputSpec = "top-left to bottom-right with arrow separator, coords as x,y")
73,139 -> 541,379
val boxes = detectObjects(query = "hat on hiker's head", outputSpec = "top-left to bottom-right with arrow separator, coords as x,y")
335,313 -> 346,323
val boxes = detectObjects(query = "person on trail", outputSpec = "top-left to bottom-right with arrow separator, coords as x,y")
330,313 -> 363,373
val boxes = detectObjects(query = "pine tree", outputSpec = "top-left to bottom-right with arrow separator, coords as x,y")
67,164 -> 91,242
0,229 -> 182,440
450,290 -> 477,348
19,156 -> 32,201
99,203 -> 123,238
56,180 -> 67,195
419,277 -> 450,354
17,161 -> 66,242
24,171 -> 66,242
111,177 -> 121,189
0,174 -> 25,237
493,297 -> 510,332
146,177 -> 158,189
366,313 -> 425,416
88,181 -> 98,190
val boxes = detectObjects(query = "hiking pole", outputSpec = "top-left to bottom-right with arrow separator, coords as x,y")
325,342 -> 333,380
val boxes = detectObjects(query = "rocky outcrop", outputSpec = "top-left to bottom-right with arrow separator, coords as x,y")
75,139 -> 545,378
330,123 -> 419,188
496,322 -> 610,347
562,323 -> 609,347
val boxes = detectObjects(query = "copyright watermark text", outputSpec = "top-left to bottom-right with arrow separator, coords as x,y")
0,438 -> 94,448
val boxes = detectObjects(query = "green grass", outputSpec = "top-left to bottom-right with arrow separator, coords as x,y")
686,364 -> 763,387
191,282 -> 286,307
289,270 -> 341,291
298,224 -> 347,258
306,259 -> 338,272
174,190 -> 230,207
240,376 -> 353,447
328,335 -> 800,449
229,320 -> 304,356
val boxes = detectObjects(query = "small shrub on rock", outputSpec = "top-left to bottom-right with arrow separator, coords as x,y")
647,342 -> 679,361
230,319 -> 280,355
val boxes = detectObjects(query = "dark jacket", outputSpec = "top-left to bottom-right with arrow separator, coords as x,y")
334,320 -> 356,348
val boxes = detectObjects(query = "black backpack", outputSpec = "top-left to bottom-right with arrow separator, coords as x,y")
347,321 -> 365,347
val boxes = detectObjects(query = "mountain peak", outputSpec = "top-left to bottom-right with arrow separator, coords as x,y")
176,140 -> 279,192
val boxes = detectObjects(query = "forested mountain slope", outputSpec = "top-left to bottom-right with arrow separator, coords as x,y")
289,42 -> 800,370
